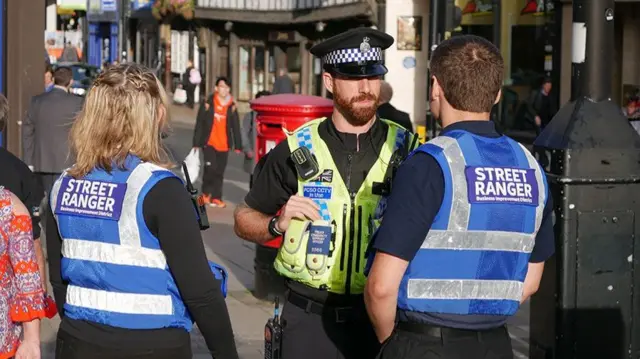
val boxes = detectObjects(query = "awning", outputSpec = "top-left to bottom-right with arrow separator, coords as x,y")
57,0 -> 86,11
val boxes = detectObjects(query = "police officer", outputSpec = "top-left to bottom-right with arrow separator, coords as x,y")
234,27 -> 417,359
364,35 -> 555,358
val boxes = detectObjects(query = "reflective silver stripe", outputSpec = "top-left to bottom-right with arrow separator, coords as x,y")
517,143 -> 546,233
407,279 -> 523,301
119,163 -> 171,247
422,230 -> 535,252
426,137 -> 470,231
66,285 -> 174,315
62,238 -> 167,269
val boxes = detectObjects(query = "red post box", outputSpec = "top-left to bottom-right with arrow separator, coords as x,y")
248,94 -> 333,299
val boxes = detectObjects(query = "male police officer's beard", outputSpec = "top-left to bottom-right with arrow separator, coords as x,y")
334,90 -> 379,127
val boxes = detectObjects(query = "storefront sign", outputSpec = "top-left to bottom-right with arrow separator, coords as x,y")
87,0 -> 119,22
519,0 -> 554,16
57,0 -> 87,10
133,0 -> 153,10
457,0 -> 493,16
268,31 -> 295,42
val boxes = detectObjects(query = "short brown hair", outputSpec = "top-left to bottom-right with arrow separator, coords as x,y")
45,66 -> 53,75
54,66 -> 73,87
430,35 -> 503,113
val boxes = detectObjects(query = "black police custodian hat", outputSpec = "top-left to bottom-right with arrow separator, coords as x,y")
310,27 -> 394,78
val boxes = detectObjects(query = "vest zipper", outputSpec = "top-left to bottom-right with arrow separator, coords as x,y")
340,204 -> 347,271
355,205 -> 363,273
345,154 -> 355,295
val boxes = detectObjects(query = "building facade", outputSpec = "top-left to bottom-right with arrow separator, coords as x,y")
387,0 -> 640,137
2,0 -> 46,155
86,0 -> 120,67
125,0 -> 381,111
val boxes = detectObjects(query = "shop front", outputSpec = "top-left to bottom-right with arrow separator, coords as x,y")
455,0 -> 560,143
86,0 -> 119,67
221,20 -> 372,111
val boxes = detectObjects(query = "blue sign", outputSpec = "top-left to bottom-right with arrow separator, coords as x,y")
465,166 -> 539,206
102,0 -> 116,11
55,177 -> 128,220
303,185 -> 333,200
402,56 -> 416,69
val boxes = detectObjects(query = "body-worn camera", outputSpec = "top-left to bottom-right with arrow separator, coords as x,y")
290,146 -> 320,181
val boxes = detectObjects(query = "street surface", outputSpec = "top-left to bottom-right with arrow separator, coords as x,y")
39,105 -> 531,358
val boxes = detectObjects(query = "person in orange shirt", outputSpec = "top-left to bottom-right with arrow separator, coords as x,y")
193,76 -> 243,208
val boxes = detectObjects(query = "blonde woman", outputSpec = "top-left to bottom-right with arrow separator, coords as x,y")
46,64 -> 239,359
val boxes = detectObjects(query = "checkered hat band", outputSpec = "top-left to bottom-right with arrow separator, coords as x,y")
322,47 -> 382,65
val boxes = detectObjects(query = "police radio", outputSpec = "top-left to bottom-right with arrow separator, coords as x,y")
264,296 -> 283,359
181,162 -> 210,231
290,146 -> 320,181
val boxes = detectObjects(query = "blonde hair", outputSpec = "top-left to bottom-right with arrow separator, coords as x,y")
68,63 -> 173,178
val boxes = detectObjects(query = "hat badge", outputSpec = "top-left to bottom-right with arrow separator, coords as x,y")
360,37 -> 371,53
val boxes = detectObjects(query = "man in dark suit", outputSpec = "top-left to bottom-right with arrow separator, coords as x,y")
377,80 -> 413,132
22,66 -> 83,198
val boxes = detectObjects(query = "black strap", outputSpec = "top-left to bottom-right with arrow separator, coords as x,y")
287,292 -> 353,323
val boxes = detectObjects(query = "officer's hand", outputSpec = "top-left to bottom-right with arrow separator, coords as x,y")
276,195 -> 321,232
535,116 -> 542,127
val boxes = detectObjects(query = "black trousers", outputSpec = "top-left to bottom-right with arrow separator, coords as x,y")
202,146 -> 229,199
55,328 -> 192,359
377,323 -> 513,359
185,85 -> 195,109
37,172 -> 60,234
280,292 -> 379,359
36,172 -> 60,197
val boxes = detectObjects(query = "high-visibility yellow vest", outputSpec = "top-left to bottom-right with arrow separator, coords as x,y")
273,117 -> 414,295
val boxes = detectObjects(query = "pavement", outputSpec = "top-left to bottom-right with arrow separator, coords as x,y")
39,104 -> 533,358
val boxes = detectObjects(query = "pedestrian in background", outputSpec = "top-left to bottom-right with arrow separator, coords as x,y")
22,66 -> 83,216
0,188 -> 45,359
377,80 -> 413,132
365,35 -> 554,359
44,66 -> 54,93
242,90 -> 271,174
192,76 -> 243,208
0,94 -> 48,293
272,68 -> 295,94
46,64 -> 239,359
182,60 -> 201,109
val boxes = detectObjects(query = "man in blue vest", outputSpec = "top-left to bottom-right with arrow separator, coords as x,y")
364,35 -> 555,358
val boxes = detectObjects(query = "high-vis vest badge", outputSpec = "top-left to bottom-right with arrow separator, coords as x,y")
397,130 -> 547,316
273,118 -> 412,294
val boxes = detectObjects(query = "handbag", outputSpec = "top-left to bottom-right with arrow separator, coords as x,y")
181,147 -> 201,185
173,88 -> 187,104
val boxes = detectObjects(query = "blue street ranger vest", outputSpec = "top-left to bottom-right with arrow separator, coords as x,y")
397,130 -> 547,317
50,156 -> 192,331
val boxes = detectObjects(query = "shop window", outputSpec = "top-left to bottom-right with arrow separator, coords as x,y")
239,46 -> 251,101
252,46 -> 266,98
239,45 -> 268,101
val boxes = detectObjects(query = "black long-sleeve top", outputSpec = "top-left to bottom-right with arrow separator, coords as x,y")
46,177 -> 239,358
